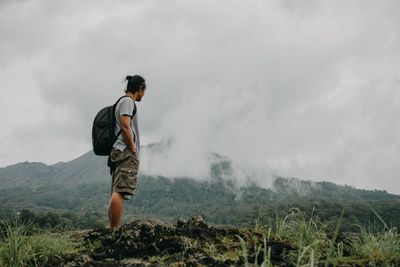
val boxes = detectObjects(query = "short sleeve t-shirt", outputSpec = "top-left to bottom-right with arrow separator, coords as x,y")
112,96 -> 140,154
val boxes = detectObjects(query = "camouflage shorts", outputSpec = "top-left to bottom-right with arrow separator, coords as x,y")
109,148 -> 140,200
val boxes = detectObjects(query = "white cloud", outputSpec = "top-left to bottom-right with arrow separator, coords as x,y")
1,0 -> 400,194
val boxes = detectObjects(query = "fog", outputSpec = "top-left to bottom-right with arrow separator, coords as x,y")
1,0 -> 400,193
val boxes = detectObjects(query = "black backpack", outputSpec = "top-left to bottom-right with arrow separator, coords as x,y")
92,96 -> 136,156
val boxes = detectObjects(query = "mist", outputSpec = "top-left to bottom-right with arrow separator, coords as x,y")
1,0 -> 400,194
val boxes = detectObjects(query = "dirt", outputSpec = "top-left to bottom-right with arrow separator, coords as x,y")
61,216 -> 293,266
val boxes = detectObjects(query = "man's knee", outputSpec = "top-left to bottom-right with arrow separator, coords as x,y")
111,192 -> 124,202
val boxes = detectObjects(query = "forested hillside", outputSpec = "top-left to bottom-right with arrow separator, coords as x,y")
1,145 -> 399,231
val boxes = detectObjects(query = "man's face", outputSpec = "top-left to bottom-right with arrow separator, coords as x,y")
136,83 -> 146,102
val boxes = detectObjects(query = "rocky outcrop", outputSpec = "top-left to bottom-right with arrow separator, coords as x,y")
62,216 -> 293,266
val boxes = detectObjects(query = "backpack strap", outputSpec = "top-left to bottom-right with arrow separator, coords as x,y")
133,102 -> 137,117
113,95 -> 137,139
113,95 -> 137,115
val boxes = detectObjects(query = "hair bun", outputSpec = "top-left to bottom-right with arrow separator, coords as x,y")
126,75 -> 133,81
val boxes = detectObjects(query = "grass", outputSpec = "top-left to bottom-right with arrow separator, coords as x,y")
237,208 -> 400,266
0,220 -> 75,267
2,208 -> 399,266
268,208 -> 330,264
350,226 -> 400,265
0,221 -> 32,267
237,235 -> 249,266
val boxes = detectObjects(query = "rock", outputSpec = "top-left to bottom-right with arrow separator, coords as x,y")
61,216 -> 293,266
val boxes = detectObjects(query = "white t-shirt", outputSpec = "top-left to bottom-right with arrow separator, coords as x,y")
112,96 -> 140,154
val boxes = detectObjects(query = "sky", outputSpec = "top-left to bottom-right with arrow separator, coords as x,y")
1,0 -> 400,194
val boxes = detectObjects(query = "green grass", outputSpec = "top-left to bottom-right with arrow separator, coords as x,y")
238,208 -> 400,266
236,234 -> 274,267
0,220 -> 75,267
267,208 -> 330,264
2,207 -> 399,266
350,226 -> 400,265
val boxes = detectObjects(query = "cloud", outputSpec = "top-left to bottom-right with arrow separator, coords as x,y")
1,0 -> 400,194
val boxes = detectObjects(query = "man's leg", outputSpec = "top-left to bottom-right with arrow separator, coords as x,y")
108,192 -> 124,229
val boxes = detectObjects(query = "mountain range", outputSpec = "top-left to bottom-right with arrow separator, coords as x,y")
1,140 -> 399,229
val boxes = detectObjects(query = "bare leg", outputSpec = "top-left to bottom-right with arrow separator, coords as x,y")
108,192 -> 124,229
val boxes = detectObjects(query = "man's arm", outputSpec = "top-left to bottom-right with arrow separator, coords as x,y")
119,115 -> 137,153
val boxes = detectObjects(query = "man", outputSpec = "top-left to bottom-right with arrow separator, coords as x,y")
108,75 -> 146,229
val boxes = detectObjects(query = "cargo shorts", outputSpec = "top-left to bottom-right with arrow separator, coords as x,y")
108,148 -> 139,200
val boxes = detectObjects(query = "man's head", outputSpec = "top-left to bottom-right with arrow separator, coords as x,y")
125,75 -> 146,101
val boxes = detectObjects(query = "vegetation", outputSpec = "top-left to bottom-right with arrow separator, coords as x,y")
2,209 -> 105,230
0,220 -> 75,267
1,150 -> 400,265
0,208 -> 398,266
349,227 -> 400,265
2,175 -> 400,234
2,151 -> 400,232
237,209 -> 400,266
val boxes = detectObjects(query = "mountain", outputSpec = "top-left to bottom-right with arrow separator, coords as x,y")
1,140 -> 400,230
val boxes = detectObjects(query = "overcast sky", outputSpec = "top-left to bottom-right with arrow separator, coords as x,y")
1,0 -> 400,193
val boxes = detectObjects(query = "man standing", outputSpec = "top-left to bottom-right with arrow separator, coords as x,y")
108,75 -> 146,229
